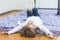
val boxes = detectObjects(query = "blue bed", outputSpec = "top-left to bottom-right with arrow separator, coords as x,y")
0,9 -> 60,36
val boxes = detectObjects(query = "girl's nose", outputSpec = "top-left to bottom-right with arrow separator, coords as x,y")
28,20 -> 33,24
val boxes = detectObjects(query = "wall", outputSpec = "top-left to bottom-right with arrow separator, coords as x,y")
0,0 -> 34,14
36,0 -> 58,14
36,0 -> 58,8
14,0 -> 34,10
0,0 -> 58,14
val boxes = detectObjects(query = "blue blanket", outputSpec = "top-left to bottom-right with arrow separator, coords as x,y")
0,9 -> 60,36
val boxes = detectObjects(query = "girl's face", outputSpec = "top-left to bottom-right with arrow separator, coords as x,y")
27,20 -> 36,29
25,20 -> 37,35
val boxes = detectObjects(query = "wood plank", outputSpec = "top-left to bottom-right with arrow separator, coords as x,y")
0,33 -> 57,40
0,10 -> 21,18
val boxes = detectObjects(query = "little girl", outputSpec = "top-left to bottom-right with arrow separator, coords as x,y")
2,8 -> 53,38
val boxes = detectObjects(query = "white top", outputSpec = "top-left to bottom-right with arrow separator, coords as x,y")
7,16 -> 52,37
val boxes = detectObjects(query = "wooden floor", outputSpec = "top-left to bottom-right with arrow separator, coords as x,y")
0,32 -> 57,40
0,10 -> 58,40
0,10 -> 20,18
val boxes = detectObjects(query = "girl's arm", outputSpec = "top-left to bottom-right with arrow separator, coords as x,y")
7,21 -> 22,34
37,24 -> 53,38
7,17 -> 33,34
35,17 -> 53,38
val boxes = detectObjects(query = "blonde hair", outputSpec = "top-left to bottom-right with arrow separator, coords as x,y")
20,25 -> 36,38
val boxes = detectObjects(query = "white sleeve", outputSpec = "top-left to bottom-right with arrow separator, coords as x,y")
8,17 -> 31,34
7,17 -> 32,34
8,21 -> 22,34
38,24 -> 53,37
38,24 -> 52,35
35,17 -> 51,35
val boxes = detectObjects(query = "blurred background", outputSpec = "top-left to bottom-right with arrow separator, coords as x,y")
0,0 -> 58,14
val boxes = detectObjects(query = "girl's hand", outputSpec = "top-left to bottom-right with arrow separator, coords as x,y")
47,33 -> 54,39
1,31 -> 8,34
